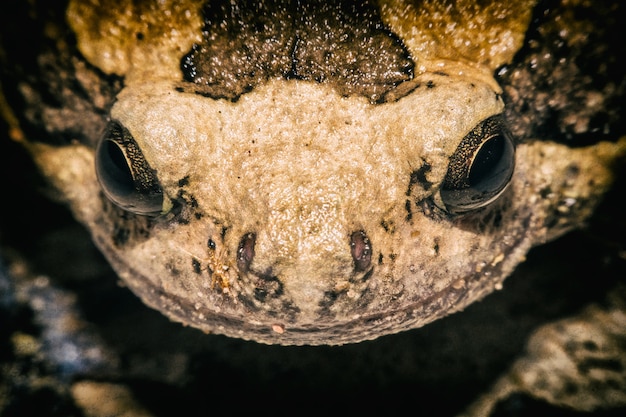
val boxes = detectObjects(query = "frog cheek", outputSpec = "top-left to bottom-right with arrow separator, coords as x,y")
439,115 -> 516,214
95,121 -> 167,216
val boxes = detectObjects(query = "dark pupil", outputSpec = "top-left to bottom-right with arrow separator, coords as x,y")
468,134 -> 505,187
104,140 -> 134,191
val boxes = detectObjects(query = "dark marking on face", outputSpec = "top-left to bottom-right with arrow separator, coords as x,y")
177,176 -> 190,187
353,267 -> 374,283
415,195 -> 449,221
192,258 -> 202,274
407,161 -> 433,196
103,198 -> 155,247
540,187 -> 552,199
582,340 -> 599,351
171,188 -> 203,224
179,0 -> 414,102
236,276 -> 300,323
577,358 -> 624,374
167,262 -> 181,276
405,199 -> 413,221
188,193 -> 199,208
490,210 -> 503,229
416,197 -> 436,217
426,80 -> 436,88
113,227 -> 130,246
317,278 -> 374,320
319,290 -> 341,310
279,301 -> 301,323
253,274 -> 284,302
565,163 -> 581,179
453,193 -> 513,234
380,219 -> 395,233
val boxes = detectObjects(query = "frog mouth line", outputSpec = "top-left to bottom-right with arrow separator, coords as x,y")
93,219 -> 533,346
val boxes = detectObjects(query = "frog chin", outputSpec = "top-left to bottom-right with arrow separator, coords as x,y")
84,190 -> 535,346
87,228 -> 529,346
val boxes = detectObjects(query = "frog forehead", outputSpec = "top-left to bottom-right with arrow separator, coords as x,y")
112,74 -> 504,202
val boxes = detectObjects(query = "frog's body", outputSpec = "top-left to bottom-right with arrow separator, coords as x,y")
1,0 -> 625,413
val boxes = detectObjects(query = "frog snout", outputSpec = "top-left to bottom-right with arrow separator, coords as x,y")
231,198 -> 374,314
234,228 -> 373,276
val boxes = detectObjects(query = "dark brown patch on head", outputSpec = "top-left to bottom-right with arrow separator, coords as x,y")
0,0 -> 123,149
180,0 -> 414,102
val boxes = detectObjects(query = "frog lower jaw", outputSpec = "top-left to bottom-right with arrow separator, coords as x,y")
89,218 -> 536,346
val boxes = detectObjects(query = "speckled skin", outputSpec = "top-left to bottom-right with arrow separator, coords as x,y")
3,1 -> 626,415
6,0 -> 625,348
9,2 -> 623,344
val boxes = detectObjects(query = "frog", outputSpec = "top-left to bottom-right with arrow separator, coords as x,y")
1,0 -> 624,348
2,0 -> 626,414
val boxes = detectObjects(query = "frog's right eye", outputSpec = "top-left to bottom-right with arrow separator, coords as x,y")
95,122 -> 164,216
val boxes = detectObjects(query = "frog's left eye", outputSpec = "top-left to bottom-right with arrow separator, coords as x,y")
440,115 -> 515,213
95,121 -> 164,216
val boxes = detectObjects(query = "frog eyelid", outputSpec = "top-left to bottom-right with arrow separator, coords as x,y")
95,121 -> 165,216
439,115 -> 515,214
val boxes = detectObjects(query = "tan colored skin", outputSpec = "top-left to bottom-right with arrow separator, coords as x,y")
17,0 -> 625,345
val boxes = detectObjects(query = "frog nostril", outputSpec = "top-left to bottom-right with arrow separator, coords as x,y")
350,231 -> 372,271
237,233 -> 256,272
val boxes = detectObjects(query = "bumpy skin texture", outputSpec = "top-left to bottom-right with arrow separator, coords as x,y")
5,0 -> 625,346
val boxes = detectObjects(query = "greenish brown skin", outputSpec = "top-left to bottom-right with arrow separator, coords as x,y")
10,0 -> 625,349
